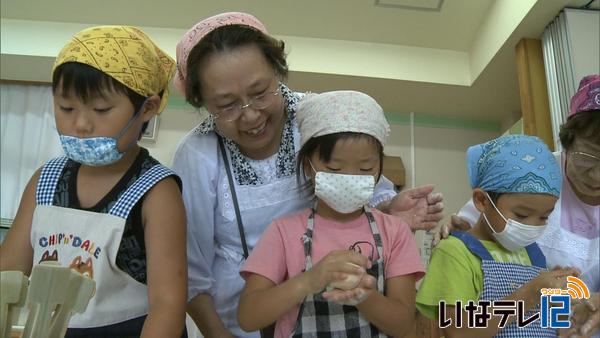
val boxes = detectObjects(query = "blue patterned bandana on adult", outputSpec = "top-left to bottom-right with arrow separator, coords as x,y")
467,135 -> 562,197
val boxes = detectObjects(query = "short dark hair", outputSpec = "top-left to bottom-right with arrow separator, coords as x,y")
486,191 -> 503,204
52,62 -> 153,136
296,132 -> 384,194
559,110 -> 600,151
185,25 -> 288,108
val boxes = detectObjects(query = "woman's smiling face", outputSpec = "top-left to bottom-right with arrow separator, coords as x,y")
199,44 -> 286,160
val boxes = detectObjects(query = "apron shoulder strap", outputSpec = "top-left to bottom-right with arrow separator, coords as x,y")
35,156 -> 69,205
525,242 -> 547,268
450,230 -> 495,261
217,135 -> 249,259
108,164 -> 177,219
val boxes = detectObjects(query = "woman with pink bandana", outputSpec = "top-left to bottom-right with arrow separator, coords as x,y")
171,12 -> 444,337
445,74 -> 600,337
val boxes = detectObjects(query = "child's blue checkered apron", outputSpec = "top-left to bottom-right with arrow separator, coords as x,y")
30,156 -> 176,329
290,207 -> 388,338
452,231 -> 557,337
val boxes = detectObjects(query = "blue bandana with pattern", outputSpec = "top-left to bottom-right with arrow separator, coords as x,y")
467,135 -> 561,196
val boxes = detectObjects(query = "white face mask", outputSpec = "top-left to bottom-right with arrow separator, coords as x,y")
482,193 -> 547,252
310,161 -> 375,214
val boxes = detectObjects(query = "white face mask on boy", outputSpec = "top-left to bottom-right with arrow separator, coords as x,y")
309,161 -> 376,214
482,192 -> 547,252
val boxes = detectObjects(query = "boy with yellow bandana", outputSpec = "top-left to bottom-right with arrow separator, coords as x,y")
0,26 -> 188,337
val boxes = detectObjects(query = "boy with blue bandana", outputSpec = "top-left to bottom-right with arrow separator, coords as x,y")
417,134 -> 579,338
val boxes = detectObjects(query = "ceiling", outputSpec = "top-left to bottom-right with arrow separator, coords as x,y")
1,0 -> 495,50
1,0 -> 597,129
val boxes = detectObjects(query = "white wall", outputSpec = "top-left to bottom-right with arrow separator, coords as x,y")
565,9 -> 600,85
141,106 -> 206,166
385,123 -> 499,222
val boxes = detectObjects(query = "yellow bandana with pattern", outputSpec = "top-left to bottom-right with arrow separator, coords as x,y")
53,25 -> 175,113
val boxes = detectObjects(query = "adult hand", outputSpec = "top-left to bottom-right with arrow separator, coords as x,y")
432,214 -> 471,247
386,184 -> 444,231
580,295 -> 600,337
305,250 -> 370,295
563,292 -> 599,338
322,274 -> 377,305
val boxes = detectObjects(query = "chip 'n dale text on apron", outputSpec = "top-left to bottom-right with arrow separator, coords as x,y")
30,156 -> 176,328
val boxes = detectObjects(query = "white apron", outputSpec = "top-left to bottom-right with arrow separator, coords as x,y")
30,156 -> 176,328
213,145 -> 310,337
538,153 -> 600,293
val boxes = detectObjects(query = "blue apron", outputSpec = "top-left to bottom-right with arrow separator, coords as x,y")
452,231 -> 557,337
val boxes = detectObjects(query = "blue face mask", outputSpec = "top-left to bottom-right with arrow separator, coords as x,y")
59,103 -> 146,166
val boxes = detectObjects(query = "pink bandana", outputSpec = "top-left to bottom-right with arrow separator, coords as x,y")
568,74 -> 600,119
174,12 -> 268,96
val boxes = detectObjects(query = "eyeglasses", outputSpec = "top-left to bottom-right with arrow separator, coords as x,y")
211,88 -> 281,122
569,151 -> 600,171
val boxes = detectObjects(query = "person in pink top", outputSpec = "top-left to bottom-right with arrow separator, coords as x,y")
238,91 -> 425,337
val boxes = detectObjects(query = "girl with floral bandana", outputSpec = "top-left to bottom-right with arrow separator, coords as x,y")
238,91 -> 425,337
0,26 -> 187,337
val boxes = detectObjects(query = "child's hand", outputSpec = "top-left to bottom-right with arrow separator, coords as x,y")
322,274 -> 377,305
304,250 -> 370,295
529,267 -> 580,293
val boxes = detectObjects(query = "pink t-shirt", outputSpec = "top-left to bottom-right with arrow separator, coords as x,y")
241,208 -> 425,338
